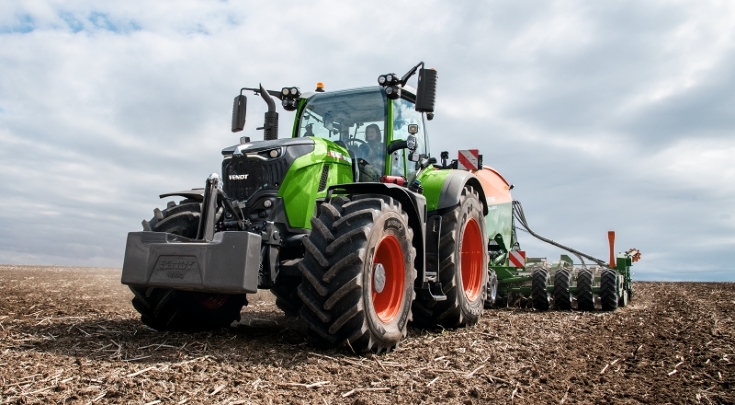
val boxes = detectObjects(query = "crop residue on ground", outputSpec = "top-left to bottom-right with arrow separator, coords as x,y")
0,265 -> 733,404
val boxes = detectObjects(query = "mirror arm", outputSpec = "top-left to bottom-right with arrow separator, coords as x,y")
241,87 -> 284,100
400,61 -> 424,87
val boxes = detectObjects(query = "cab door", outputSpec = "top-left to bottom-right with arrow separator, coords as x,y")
389,97 -> 429,181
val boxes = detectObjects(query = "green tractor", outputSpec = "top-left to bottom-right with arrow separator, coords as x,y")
121,62 -> 640,352
122,62 -> 497,352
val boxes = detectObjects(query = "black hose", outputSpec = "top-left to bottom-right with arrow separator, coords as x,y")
512,200 -> 610,268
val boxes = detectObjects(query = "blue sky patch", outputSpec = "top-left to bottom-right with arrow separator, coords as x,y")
0,14 -> 35,34
59,12 -> 84,33
88,12 -> 141,33
54,11 -> 141,34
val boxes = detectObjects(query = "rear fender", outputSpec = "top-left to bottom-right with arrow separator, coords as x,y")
434,170 -> 489,214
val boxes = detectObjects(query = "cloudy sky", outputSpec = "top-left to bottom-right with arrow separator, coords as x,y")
1,1 -> 733,281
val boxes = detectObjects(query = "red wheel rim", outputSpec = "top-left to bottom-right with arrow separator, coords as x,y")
194,293 -> 229,310
371,235 -> 405,324
461,218 -> 484,302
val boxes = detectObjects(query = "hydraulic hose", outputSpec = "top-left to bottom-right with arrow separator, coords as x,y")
512,200 -> 610,268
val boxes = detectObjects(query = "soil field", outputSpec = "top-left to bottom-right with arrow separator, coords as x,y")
0,265 -> 733,404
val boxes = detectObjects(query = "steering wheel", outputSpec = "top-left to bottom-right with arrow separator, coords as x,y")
344,138 -> 372,159
344,138 -> 367,149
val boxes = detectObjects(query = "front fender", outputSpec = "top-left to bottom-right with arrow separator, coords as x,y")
326,182 -> 427,285
159,188 -> 205,201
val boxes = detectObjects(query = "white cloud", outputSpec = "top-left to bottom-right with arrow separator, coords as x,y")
645,138 -> 735,196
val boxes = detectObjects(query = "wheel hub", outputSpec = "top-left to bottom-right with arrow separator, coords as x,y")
461,218 -> 484,302
373,263 -> 386,294
371,235 -> 404,324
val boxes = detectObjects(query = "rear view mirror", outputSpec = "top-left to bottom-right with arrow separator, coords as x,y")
387,135 -> 418,155
232,95 -> 247,132
415,68 -> 437,113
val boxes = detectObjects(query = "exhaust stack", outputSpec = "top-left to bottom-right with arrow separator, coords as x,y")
259,84 -> 278,141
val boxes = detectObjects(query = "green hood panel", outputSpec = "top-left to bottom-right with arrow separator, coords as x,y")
278,137 -> 353,229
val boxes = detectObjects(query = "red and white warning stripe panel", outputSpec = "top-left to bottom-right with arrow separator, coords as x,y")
509,250 -> 526,268
457,149 -> 480,171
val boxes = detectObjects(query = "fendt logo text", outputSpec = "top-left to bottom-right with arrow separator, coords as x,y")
229,174 -> 249,180
156,259 -> 196,271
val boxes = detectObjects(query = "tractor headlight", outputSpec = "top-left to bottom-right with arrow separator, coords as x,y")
378,75 -> 386,85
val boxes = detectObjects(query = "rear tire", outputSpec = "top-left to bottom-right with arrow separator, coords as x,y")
297,195 -> 416,353
600,269 -> 619,311
130,200 -> 246,331
412,186 -> 488,328
553,269 -> 573,310
576,269 -> 594,311
531,268 -> 550,311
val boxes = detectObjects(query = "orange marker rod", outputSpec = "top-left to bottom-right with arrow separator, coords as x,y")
608,231 -> 616,268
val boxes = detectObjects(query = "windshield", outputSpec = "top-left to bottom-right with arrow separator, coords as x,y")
298,87 -> 387,171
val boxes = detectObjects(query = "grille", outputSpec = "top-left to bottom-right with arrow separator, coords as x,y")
223,156 -> 289,201
318,164 -> 330,192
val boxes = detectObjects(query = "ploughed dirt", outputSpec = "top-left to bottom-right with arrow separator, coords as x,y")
1,265 -> 733,404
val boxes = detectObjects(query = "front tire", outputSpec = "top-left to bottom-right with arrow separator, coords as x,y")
297,195 -> 416,353
413,185 -> 488,328
130,200 -> 246,331
272,276 -> 302,316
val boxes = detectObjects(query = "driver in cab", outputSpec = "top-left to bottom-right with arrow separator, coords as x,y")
358,124 -> 385,181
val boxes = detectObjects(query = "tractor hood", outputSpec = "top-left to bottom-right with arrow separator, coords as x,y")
220,137 -> 316,202
221,137 -> 314,157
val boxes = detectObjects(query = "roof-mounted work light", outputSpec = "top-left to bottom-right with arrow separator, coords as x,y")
280,86 -> 301,111
378,73 -> 401,99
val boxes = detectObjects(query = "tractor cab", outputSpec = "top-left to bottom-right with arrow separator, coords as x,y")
230,62 -> 436,184
295,86 -> 430,183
